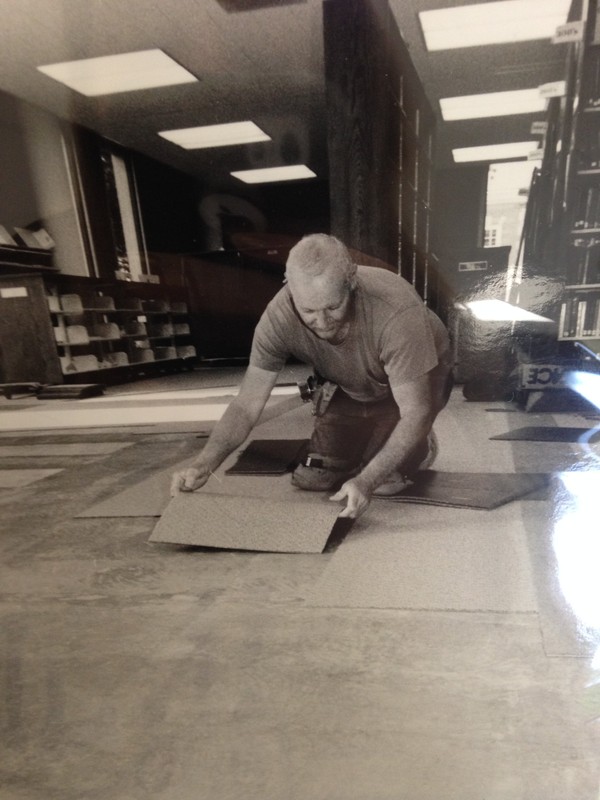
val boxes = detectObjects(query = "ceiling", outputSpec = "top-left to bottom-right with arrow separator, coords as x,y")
0,0 -> 571,195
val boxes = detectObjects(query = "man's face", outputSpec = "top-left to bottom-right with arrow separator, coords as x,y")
289,270 -> 353,343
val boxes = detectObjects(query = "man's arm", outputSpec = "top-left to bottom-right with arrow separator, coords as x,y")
331,373 -> 435,518
171,365 -> 280,495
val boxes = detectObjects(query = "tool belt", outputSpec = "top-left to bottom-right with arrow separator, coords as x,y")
301,454 -> 348,471
297,373 -> 338,416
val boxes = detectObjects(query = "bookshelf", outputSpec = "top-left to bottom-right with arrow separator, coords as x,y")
46,287 -> 196,381
558,0 -> 600,345
399,81 -> 435,307
0,272 -> 197,386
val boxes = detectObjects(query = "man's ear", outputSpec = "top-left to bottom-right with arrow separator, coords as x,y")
347,272 -> 358,293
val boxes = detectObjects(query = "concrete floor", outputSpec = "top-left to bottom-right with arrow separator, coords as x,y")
1,372 -> 600,799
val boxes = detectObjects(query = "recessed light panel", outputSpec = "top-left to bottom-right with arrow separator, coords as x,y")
440,89 -> 548,121
466,299 -> 551,322
453,141 -> 540,162
231,165 -> 317,184
419,0 -> 571,51
159,121 -> 270,150
37,49 -> 197,96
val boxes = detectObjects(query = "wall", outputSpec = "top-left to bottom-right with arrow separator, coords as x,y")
432,164 -> 488,301
0,91 -> 91,277
0,93 -> 39,229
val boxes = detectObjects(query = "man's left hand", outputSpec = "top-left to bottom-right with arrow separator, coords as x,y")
330,477 -> 372,519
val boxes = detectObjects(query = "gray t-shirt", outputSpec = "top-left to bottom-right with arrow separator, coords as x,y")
250,265 -> 450,402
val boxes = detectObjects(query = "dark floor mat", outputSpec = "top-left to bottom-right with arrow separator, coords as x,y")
490,426 -> 600,443
225,438 -> 309,475
380,470 -> 550,510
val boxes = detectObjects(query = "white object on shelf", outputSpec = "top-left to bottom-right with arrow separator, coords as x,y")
88,295 -> 115,310
108,351 -> 130,366
65,325 -> 90,344
91,322 -> 120,339
72,355 -> 99,372
147,322 -> 174,336
153,346 -> 177,360
60,356 -> 77,373
124,321 -> 147,335
60,294 -> 84,313
176,345 -> 196,358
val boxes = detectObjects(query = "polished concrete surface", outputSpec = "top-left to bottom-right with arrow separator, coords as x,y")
1,372 -> 599,799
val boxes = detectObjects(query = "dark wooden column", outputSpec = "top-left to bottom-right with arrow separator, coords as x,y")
323,0 -> 401,267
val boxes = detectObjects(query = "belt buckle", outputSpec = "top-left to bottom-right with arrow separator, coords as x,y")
304,455 -> 324,469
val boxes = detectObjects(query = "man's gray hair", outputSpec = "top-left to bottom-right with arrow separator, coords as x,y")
286,234 -> 357,287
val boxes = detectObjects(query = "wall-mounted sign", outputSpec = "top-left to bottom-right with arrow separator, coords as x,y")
530,121 -> 548,135
519,363 -> 569,389
538,81 -> 567,98
552,20 -> 584,44
458,261 -> 488,272
0,287 -> 28,299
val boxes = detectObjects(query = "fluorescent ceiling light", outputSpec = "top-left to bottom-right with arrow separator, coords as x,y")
453,141 -> 539,162
419,0 -> 571,51
37,49 -> 197,96
159,121 -> 270,150
466,299 -> 551,322
440,89 -> 548,121
231,165 -> 317,184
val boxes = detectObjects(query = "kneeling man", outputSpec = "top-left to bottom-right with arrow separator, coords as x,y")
172,234 -> 453,518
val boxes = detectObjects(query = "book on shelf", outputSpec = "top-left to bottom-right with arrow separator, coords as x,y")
573,186 -> 600,229
584,296 -> 599,335
560,295 -> 600,338
580,129 -> 600,169
570,242 -> 600,284
588,46 -> 600,106
13,227 -> 43,249
0,224 -> 17,246
574,248 -> 600,284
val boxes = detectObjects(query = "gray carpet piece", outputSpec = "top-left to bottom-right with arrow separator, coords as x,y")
76,403 -> 315,519
306,501 -> 538,612
149,492 -> 340,553
490,426 -> 600,443
0,442 -> 132,457
382,470 -> 550,509
148,405 -> 332,552
0,469 -> 64,488
75,463 -> 192,518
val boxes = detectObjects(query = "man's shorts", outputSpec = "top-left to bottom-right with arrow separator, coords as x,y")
291,360 -> 454,492
291,390 -> 400,491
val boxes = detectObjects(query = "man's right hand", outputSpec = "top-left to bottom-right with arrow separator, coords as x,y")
170,465 -> 211,497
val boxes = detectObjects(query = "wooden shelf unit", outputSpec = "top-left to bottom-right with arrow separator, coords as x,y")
0,271 -> 197,386
46,285 -> 196,382
558,0 -> 600,343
